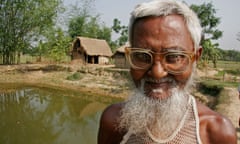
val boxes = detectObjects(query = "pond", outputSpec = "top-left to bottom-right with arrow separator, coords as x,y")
0,83 -> 123,144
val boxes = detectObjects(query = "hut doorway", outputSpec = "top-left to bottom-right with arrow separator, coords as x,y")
87,56 -> 99,64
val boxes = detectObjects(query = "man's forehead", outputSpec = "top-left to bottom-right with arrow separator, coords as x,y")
132,15 -> 193,52
133,15 -> 185,27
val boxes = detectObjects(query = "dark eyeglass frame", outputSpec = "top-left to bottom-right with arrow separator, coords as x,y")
125,47 -> 195,74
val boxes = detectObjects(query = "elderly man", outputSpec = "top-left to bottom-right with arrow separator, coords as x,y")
98,0 -> 237,143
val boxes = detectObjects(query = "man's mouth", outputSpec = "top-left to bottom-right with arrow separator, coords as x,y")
143,78 -> 176,99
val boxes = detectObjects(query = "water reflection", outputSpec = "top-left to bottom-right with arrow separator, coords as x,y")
0,85 -> 122,144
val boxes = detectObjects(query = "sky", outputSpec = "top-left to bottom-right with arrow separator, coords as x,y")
64,0 -> 240,51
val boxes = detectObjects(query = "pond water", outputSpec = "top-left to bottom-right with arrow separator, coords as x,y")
0,84 -> 123,144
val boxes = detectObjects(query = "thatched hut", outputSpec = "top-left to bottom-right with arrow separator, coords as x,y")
71,37 -> 113,64
112,45 -> 130,69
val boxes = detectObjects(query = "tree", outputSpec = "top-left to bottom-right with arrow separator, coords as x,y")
68,15 -> 112,49
190,2 -> 222,67
0,0 -> 63,64
67,0 -> 112,51
201,39 -> 221,68
68,15 -> 89,38
67,0 -> 97,39
224,49 -> 240,61
191,2 -> 222,40
112,18 -> 128,50
36,27 -> 71,63
48,28 -> 71,63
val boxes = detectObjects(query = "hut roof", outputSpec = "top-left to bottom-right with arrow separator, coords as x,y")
115,45 -> 126,53
75,37 -> 113,57
112,44 -> 129,57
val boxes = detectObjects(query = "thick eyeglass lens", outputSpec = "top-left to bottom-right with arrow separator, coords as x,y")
164,53 -> 190,72
130,51 -> 152,68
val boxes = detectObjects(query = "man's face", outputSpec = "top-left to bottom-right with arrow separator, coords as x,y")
130,15 -> 200,99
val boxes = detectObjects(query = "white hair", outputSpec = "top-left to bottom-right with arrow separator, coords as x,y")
128,0 -> 202,52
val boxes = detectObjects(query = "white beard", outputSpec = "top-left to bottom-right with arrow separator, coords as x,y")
118,79 -> 191,139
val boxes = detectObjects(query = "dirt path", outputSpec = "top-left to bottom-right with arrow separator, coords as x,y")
215,87 -> 240,143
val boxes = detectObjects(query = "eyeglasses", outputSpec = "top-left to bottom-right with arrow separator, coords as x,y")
125,47 -> 195,74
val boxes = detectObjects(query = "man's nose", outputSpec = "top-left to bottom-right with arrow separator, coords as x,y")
148,61 -> 168,79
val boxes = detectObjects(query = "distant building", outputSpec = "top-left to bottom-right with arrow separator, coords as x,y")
71,37 -> 113,64
112,45 -> 130,69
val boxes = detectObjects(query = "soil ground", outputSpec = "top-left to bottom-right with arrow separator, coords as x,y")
0,63 -> 239,142
0,64 -> 131,98
215,87 -> 240,143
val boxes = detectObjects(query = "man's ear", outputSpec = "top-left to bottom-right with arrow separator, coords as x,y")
195,47 -> 203,61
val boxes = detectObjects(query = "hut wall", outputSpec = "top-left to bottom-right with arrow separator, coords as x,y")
113,53 -> 129,68
99,56 -> 109,64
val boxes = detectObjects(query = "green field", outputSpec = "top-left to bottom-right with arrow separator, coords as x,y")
209,60 -> 240,71
199,60 -> 240,88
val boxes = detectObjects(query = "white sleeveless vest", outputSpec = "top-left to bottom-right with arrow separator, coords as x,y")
120,96 -> 202,144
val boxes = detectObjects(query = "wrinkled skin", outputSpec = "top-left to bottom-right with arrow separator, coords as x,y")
98,15 -> 237,144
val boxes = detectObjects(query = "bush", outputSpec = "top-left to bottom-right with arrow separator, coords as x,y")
198,81 -> 224,97
66,72 -> 83,81
225,69 -> 240,76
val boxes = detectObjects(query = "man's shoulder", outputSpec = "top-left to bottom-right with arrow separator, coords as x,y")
100,102 -> 125,129
196,101 -> 237,143
196,100 -> 234,128
102,102 -> 125,117
98,102 -> 126,143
